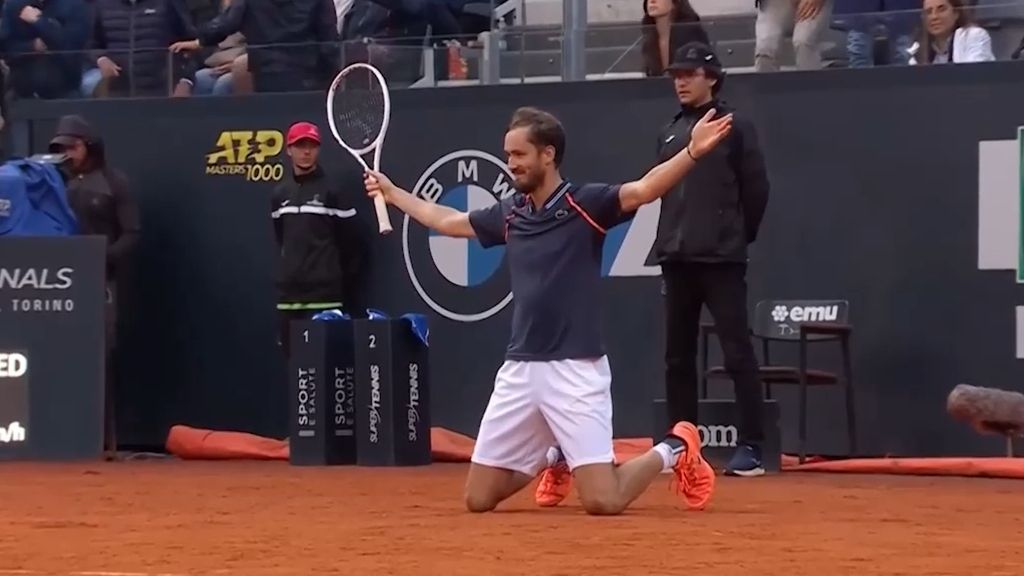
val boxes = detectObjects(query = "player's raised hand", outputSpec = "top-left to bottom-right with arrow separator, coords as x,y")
688,109 -> 734,159
364,170 -> 398,203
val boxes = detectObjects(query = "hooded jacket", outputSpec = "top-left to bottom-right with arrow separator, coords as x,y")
646,100 -> 769,265
49,115 -> 140,278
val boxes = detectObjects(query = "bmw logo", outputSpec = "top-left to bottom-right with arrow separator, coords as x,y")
402,150 -> 517,322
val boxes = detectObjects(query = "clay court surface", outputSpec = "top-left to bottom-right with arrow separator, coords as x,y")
0,462 -> 1022,576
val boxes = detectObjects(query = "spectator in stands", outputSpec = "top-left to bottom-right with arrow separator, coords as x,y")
834,0 -> 919,67
188,0 -> 247,96
641,0 -> 710,77
165,0 -> 250,96
754,0 -> 834,71
0,0 -> 89,99
335,0 -> 352,35
192,34 -> 246,96
340,0 -> 429,86
369,0 -> 469,42
48,114 -> 139,458
169,0 -> 340,94
909,0 -> 994,64
180,0 -> 220,27
83,0 -> 195,98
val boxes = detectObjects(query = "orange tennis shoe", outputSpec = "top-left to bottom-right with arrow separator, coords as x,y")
669,421 -> 716,510
534,461 -> 572,507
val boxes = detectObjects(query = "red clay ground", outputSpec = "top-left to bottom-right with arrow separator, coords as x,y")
0,461 -> 1022,576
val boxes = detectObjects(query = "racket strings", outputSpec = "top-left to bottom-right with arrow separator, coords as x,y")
333,74 -> 386,152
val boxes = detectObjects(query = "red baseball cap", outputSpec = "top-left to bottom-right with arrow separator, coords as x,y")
286,122 -> 321,146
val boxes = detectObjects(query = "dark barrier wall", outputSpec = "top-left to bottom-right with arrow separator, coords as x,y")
11,62 -> 1024,457
0,237 -> 106,460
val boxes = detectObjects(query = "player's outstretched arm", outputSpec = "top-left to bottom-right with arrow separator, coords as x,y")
364,170 -> 476,238
618,108 -> 733,213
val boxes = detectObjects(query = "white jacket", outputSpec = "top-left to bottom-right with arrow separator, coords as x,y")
909,26 -> 996,64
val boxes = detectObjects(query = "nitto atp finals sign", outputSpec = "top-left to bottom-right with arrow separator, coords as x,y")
0,351 -> 29,447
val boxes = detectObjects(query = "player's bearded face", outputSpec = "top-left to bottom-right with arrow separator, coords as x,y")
511,157 -> 545,195
504,129 -> 547,195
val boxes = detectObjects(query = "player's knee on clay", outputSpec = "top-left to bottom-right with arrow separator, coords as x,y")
463,490 -> 500,513
579,493 -> 626,516
573,463 -> 626,516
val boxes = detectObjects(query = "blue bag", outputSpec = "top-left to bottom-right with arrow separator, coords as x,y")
0,158 -> 78,237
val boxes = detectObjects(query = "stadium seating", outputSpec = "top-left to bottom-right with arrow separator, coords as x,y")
431,0 -> 1024,86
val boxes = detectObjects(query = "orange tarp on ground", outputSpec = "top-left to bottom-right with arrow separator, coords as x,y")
165,424 -> 1024,479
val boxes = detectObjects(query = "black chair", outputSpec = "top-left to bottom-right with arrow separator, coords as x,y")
700,299 -> 856,464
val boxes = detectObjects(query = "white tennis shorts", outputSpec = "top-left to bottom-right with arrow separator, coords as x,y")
470,356 -> 615,475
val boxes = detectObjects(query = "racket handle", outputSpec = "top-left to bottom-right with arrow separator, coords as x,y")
373,194 -> 393,235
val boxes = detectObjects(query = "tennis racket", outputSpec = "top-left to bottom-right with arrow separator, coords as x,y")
326,63 -> 393,235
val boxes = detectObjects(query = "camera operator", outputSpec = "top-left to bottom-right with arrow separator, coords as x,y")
49,114 -> 140,458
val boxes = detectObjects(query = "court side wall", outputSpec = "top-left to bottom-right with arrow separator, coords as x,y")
11,62 -> 1024,457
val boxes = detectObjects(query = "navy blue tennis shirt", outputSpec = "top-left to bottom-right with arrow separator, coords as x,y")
468,181 -> 634,361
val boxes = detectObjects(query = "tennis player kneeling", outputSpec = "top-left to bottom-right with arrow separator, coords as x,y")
363,106 -> 733,515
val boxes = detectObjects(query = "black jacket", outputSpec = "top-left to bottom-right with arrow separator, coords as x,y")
199,0 -> 339,88
271,165 -> 367,307
647,100 -> 769,265
0,0 -> 90,97
50,115 -> 141,278
642,22 -> 711,77
90,0 -> 194,96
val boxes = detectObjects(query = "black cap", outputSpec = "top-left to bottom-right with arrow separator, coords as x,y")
49,115 -> 96,151
666,42 -> 723,73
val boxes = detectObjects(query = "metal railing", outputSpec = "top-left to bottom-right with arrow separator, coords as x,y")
2,1 -> 1023,101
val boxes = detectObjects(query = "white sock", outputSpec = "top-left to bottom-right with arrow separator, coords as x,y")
545,446 -> 563,468
653,441 -> 686,472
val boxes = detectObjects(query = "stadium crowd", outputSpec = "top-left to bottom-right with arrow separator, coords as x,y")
0,0 -> 1014,112
0,0 -> 479,102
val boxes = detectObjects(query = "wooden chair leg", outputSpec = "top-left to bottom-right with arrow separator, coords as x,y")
841,335 -> 857,457
104,364 -> 117,461
798,379 -> 808,464
699,327 -> 709,399
103,296 -> 118,462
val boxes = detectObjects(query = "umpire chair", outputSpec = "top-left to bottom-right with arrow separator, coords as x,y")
700,299 -> 857,464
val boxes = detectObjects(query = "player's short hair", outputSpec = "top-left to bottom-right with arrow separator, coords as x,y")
508,107 -> 566,167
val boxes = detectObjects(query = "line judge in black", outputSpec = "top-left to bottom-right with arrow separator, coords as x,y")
647,43 -> 770,477
271,121 -> 367,359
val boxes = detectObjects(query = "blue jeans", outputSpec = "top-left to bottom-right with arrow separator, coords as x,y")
193,68 -> 234,96
80,67 -> 102,97
845,14 -> 916,67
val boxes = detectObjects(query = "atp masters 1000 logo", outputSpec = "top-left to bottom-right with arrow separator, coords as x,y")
402,150 -> 518,322
205,130 -> 285,182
